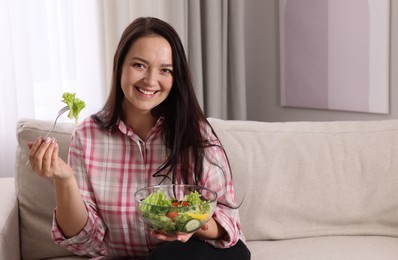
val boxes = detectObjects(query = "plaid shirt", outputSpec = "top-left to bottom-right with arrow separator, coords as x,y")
51,117 -> 244,258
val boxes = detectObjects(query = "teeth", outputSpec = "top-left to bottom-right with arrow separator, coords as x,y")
137,87 -> 156,95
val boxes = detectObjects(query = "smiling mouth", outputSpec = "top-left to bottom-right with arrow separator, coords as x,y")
136,87 -> 158,95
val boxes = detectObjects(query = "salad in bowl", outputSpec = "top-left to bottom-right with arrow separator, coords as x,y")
134,184 -> 217,234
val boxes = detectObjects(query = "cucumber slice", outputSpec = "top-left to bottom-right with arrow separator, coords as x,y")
183,219 -> 202,233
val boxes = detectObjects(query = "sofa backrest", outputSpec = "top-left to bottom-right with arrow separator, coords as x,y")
208,118 -> 398,241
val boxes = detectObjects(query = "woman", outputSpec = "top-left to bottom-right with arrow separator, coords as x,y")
28,17 -> 250,259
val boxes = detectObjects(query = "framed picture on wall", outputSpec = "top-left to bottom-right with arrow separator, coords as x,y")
279,0 -> 390,114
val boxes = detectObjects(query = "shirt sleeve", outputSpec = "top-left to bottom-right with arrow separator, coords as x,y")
51,123 -> 108,257
199,127 -> 244,248
51,201 -> 107,256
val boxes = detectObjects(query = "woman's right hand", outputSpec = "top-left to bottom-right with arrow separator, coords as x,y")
27,136 -> 73,181
29,136 -> 89,238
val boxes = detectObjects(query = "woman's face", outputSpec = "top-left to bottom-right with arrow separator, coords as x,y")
121,35 -> 173,118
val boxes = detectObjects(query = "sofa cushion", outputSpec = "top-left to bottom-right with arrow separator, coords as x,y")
15,118 -> 77,259
247,236 -> 398,260
0,177 -> 20,260
208,118 -> 398,241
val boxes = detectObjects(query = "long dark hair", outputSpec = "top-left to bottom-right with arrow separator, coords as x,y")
92,17 -> 230,185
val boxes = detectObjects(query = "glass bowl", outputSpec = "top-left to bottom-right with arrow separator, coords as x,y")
134,184 -> 217,234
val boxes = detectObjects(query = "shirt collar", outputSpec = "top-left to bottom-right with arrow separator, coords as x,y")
117,117 -> 164,140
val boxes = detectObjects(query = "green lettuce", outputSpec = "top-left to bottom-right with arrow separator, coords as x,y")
139,190 -> 171,214
142,212 -> 175,232
183,191 -> 202,205
61,92 -> 86,125
183,191 -> 211,212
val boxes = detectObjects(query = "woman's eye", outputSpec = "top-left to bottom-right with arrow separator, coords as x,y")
133,63 -> 146,70
161,68 -> 173,75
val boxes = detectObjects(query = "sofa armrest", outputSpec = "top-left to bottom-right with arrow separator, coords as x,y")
0,177 -> 20,260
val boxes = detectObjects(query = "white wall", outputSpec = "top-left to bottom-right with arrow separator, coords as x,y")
244,0 -> 398,122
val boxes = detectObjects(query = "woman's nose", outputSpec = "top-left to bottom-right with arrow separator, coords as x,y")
143,70 -> 158,86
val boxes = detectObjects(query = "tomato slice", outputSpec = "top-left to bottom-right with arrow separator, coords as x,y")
167,211 -> 178,221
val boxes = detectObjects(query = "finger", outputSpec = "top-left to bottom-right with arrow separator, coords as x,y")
151,231 -> 179,242
200,222 -> 209,231
33,137 -> 53,173
50,139 -> 62,177
29,137 -> 44,171
29,137 -> 43,159
27,142 -> 34,149
150,229 -> 193,243
175,233 -> 192,243
51,139 -> 59,168
41,138 -> 57,176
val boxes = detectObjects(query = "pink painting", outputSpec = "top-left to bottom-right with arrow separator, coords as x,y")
280,0 -> 390,114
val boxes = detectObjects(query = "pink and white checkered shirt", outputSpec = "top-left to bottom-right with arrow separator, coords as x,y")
51,117 -> 244,258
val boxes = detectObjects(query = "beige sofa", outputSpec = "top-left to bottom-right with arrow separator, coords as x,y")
2,117 -> 398,260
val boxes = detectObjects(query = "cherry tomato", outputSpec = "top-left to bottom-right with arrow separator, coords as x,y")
167,211 -> 178,221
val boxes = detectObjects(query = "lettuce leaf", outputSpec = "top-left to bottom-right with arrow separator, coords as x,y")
183,191 -> 202,205
61,92 -> 86,124
139,190 -> 171,214
183,191 -> 211,213
142,212 -> 175,232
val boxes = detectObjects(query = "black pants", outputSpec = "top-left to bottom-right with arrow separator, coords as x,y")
147,239 -> 250,260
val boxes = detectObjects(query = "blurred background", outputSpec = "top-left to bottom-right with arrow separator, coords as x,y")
1,0 -> 397,177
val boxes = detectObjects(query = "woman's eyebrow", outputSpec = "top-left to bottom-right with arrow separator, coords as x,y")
130,56 -> 173,67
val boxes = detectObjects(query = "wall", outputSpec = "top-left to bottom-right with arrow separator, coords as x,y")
244,0 -> 398,122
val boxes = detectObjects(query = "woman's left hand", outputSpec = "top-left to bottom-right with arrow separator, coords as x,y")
151,222 -> 209,243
